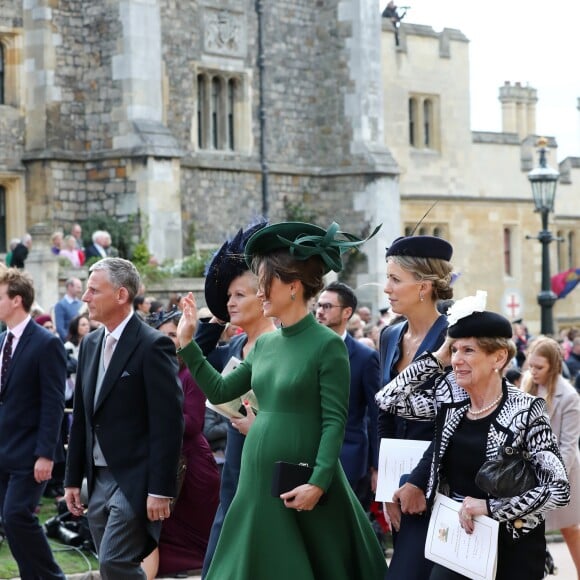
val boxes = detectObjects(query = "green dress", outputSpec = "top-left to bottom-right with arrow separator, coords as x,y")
179,314 -> 387,579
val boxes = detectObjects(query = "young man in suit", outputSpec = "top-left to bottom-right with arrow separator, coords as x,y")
0,267 -> 67,579
315,281 -> 381,507
64,258 -> 184,579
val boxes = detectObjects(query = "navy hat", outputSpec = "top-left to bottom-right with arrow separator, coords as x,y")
205,223 -> 267,322
448,311 -> 513,339
244,221 -> 381,274
147,308 -> 181,330
386,235 -> 452,261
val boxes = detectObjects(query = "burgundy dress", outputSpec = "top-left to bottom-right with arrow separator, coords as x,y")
157,366 -> 220,575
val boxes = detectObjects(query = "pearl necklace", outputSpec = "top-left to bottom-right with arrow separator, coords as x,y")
468,392 -> 503,416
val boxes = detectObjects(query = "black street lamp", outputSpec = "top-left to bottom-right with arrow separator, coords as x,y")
527,137 -> 560,335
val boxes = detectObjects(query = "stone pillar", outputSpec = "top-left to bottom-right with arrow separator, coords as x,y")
499,81 -> 537,138
112,0 -> 163,149
338,0 -> 400,313
23,0 -> 60,150
129,157 -> 183,263
25,223 -> 59,312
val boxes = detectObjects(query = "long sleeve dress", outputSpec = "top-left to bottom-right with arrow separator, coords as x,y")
179,313 -> 387,580
157,365 -> 220,575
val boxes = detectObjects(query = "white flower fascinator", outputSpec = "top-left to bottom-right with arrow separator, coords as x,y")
446,290 -> 487,326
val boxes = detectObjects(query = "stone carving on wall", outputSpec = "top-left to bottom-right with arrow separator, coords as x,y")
203,9 -> 246,58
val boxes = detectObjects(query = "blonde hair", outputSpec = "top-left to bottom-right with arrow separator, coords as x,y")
522,336 -> 562,410
388,255 -> 453,301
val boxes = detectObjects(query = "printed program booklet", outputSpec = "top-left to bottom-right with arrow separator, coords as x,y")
205,356 -> 259,419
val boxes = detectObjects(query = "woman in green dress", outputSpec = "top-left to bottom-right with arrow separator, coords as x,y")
177,221 -> 387,580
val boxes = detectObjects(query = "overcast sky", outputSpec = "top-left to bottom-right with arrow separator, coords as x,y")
380,0 -> 580,163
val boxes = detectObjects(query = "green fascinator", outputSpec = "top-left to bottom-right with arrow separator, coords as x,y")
244,221 -> 381,274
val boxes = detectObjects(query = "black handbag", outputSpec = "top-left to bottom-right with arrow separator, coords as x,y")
475,445 -> 537,497
271,461 -> 327,505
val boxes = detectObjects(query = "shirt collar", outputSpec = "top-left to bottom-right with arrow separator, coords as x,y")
106,311 -> 134,342
7,315 -> 32,339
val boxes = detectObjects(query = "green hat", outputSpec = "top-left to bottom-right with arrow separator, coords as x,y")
244,221 -> 381,274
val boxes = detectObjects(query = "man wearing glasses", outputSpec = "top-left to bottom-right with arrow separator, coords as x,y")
315,281 -> 381,508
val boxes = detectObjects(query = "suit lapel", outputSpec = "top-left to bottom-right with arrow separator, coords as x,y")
83,327 -> 105,416
2,320 -> 35,393
93,315 -> 142,413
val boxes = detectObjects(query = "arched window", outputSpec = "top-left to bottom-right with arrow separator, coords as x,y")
211,77 -> 220,149
556,229 -> 564,272
0,43 -> 4,105
408,98 -> 416,146
227,79 -> 236,150
503,227 -> 512,276
568,231 -> 575,269
197,74 -> 205,148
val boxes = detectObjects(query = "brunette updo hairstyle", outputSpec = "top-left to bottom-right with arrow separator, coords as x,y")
252,249 -> 325,301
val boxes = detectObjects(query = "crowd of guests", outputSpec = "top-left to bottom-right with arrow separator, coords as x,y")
0,220 -> 578,580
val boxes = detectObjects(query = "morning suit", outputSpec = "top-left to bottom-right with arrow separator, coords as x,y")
0,319 -> 66,579
377,315 -> 448,580
340,334 -> 381,490
65,314 -> 184,577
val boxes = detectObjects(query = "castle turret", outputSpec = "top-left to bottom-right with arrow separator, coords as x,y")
499,81 -> 537,138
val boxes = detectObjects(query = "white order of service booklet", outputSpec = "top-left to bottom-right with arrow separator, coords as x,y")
425,493 -> 499,580
375,438 -> 430,502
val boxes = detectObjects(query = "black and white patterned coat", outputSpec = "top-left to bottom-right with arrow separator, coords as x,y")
375,352 -> 570,540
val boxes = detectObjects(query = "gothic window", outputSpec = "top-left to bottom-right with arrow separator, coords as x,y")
0,43 -> 4,105
227,79 -> 236,150
194,69 -> 249,153
408,98 -> 416,146
0,187 -> 6,253
424,99 -> 432,147
197,74 -> 205,149
503,227 -> 512,276
409,93 -> 440,151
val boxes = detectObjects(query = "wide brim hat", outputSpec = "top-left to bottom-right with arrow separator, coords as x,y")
386,235 -> 452,261
205,222 -> 267,322
244,221 -> 381,274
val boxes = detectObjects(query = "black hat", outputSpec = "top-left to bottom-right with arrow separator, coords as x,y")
146,308 -> 181,330
448,311 -> 513,339
386,235 -> 452,261
244,221 -> 381,274
205,222 -> 267,322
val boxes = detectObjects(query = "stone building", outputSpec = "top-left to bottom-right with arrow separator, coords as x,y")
0,0 -> 399,310
381,20 -> 580,333
1,1 -> 579,325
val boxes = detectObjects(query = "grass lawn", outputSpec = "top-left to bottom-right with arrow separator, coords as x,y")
0,497 -> 99,579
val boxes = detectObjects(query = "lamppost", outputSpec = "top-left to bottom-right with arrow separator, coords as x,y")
527,137 -> 560,335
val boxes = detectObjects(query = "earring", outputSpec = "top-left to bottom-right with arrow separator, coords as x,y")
291,292 -> 296,301
419,292 -> 424,302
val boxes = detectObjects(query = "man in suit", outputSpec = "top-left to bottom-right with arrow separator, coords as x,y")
315,281 -> 381,507
84,230 -> 109,261
0,267 -> 67,579
64,258 -> 183,579
53,276 -> 83,341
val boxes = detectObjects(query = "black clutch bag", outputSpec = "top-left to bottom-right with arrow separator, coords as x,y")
271,461 -> 313,497
475,446 -> 537,498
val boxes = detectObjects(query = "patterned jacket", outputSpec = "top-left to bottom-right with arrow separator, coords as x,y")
375,352 -> 570,540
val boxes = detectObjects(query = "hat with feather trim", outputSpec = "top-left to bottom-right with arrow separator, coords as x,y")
244,221 -> 381,274
204,222 -> 268,322
386,235 -> 452,261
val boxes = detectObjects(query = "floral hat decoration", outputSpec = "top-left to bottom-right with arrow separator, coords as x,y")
447,291 -> 512,339
244,221 -> 381,274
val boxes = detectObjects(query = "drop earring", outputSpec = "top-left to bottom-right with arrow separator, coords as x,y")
291,292 -> 296,301
419,292 -> 424,302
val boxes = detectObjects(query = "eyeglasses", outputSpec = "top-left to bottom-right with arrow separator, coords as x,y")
315,303 -> 342,311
